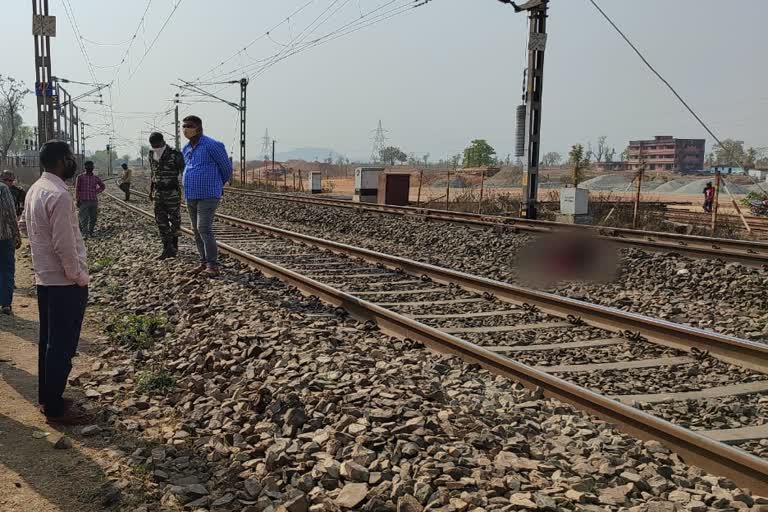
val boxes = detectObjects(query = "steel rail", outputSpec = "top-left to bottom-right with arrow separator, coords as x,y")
110,193 -> 768,495
129,188 -> 768,373
224,187 -> 768,266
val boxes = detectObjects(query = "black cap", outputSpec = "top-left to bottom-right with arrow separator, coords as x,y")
149,132 -> 164,144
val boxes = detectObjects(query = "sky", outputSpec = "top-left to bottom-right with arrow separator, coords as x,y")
3,0 -> 767,162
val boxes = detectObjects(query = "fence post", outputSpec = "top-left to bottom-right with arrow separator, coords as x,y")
416,169 -> 423,208
711,170 -> 721,235
445,169 -> 451,211
478,169 -> 486,214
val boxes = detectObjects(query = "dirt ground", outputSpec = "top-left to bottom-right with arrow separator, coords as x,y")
0,246 -> 118,512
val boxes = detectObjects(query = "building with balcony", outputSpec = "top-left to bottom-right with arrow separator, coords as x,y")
626,135 -> 705,173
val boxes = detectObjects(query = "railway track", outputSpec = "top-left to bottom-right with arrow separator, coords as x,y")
222,187 -> 768,266
117,190 -> 768,494
665,209 -> 768,235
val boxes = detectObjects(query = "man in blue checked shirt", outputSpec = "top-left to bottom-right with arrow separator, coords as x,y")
181,115 -> 233,277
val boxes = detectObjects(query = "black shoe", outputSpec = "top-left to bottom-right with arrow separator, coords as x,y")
157,251 -> 171,260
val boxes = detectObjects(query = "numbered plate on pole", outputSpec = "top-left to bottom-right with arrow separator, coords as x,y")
528,33 -> 547,51
32,15 -> 56,37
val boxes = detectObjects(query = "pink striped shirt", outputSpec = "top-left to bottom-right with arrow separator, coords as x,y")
75,173 -> 105,202
20,173 -> 89,287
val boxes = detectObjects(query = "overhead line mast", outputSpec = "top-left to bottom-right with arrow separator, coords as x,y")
500,0 -> 549,220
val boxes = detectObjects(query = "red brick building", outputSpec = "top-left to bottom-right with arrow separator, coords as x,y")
627,135 -> 705,172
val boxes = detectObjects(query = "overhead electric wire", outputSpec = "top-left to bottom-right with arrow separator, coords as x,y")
195,0 -> 317,81
587,0 -> 766,192
251,0 -> 421,80
110,0 -> 153,86
209,0 -> 425,83
128,0 -> 185,79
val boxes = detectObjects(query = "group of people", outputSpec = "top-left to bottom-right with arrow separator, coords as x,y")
0,114 -> 232,424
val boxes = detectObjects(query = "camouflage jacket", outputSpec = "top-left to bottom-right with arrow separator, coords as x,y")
150,146 -> 185,193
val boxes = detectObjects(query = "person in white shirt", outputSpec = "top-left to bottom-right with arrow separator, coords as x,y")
21,140 -> 91,425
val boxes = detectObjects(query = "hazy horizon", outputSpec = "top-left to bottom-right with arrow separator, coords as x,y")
3,0 -> 766,162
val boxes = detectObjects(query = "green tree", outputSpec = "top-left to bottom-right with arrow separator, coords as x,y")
744,147 -> 766,171
379,146 -> 407,166
714,139 -> 745,167
90,148 -> 117,172
0,75 -> 31,160
463,139 -> 496,168
569,144 -> 591,186
541,152 -> 562,166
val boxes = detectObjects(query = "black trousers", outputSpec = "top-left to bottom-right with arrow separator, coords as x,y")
37,285 -> 88,416
119,182 -> 131,201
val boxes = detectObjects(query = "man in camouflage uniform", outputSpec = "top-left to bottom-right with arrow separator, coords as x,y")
148,132 -> 185,259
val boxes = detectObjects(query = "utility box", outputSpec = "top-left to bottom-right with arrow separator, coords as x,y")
560,187 -> 589,215
354,167 -> 383,203
308,171 -> 322,194
378,173 -> 411,206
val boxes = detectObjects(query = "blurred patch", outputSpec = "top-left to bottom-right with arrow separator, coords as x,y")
517,232 -> 619,288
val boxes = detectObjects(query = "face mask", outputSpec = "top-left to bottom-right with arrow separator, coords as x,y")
183,127 -> 198,140
63,157 -> 78,180
153,145 -> 166,159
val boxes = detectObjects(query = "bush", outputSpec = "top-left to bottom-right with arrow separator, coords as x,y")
136,368 -> 175,393
91,256 -> 115,272
106,313 -> 166,349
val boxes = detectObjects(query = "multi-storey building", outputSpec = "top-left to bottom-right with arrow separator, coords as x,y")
626,135 -> 705,172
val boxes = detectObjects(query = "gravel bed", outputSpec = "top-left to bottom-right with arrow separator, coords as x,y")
559,359 -> 768,395
213,191 -> 768,343
511,343 -> 681,367
636,393 -> 768,431
75,200 -> 768,510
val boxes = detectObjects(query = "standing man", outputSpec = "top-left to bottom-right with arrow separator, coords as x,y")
181,115 -> 232,276
74,161 -> 105,238
0,179 -> 21,314
703,181 -> 715,213
21,140 -> 90,424
118,162 -> 132,201
148,132 -> 185,259
1,170 -> 26,218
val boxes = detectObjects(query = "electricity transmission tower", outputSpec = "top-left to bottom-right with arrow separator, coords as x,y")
370,120 -> 388,163
261,129 -> 271,162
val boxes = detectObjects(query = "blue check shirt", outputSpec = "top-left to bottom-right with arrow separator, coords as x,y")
182,135 -> 233,200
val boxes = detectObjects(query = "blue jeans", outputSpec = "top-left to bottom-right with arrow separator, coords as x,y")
187,198 -> 220,266
0,239 -> 14,307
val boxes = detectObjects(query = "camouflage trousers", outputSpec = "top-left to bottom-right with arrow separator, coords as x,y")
154,190 -> 181,245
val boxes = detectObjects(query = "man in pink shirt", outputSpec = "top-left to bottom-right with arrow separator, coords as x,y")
74,161 -> 105,238
22,140 -> 90,424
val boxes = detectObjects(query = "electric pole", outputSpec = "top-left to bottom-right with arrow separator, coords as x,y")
174,78 -> 247,182
272,139 -> 276,186
510,0 -> 549,219
240,78 -> 248,184
174,93 -> 180,150
33,0 -> 56,174
106,143 -> 112,176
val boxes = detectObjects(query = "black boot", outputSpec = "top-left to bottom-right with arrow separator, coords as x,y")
157,240 -> 172,260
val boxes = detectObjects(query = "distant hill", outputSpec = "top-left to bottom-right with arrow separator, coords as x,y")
274,147 -> 343,162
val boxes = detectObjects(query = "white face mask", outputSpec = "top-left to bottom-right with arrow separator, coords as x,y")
152,146 -> 166,159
